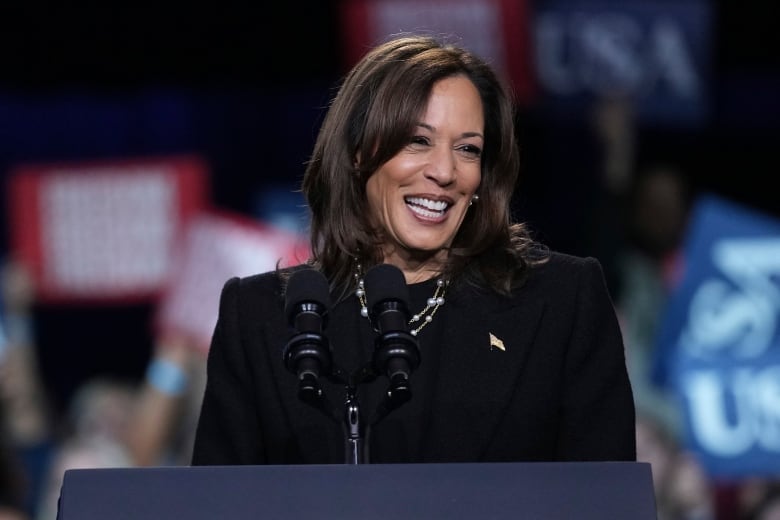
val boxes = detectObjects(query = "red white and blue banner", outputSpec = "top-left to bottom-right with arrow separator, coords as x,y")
7,155 -> 209,303
654,195 -> 780,478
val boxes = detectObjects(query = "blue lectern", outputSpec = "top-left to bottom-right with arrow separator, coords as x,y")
57,461 -> 657,519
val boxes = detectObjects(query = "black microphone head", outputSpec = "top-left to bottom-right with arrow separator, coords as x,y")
364,263 -> 410,316
364,264 -> 420,400
284,268 -> 331,325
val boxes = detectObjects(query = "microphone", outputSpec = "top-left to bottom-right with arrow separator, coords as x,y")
282,268 -> 332,403
363,263 -> 421,405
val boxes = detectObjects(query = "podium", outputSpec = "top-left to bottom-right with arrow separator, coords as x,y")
57,462 -> 657,519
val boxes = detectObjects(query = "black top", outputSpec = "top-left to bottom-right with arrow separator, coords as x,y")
191,252 -> 636,464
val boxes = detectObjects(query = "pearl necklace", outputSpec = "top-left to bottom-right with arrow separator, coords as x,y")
354,268 -> 448,337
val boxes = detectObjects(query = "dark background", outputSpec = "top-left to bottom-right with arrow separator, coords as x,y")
0,1 -> 777,416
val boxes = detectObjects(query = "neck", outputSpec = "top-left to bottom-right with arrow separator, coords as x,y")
379,249 -> 447,284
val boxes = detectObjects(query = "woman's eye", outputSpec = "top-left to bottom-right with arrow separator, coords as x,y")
409,135 -> 430,146
458,144 -> 482,158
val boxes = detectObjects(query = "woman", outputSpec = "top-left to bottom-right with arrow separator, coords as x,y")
191,35 -> 636,464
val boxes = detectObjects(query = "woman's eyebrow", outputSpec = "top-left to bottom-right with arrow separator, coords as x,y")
415,122 -> 484,140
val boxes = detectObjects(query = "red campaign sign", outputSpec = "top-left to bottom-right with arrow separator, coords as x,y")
154,210 -> 310,352
339,0 -> 537,106
7,155 -> 209,304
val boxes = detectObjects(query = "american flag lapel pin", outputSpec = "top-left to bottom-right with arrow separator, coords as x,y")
489,332 -> 505,351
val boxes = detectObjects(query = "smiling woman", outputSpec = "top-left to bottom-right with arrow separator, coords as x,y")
190,34 -> 637,466
364,75 -> 484,279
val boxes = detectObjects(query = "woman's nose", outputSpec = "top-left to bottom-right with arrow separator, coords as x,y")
424,147 -> 456,186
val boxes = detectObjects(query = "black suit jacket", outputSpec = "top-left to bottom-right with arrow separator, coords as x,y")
191,252 -> 636,464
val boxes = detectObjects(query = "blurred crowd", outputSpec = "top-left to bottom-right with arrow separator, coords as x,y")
0,259 -> 207,520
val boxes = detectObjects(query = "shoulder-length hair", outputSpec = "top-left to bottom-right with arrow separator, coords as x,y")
302,34 -> 546,301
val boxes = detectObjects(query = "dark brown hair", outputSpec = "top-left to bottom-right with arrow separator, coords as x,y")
302,34 -> 546,300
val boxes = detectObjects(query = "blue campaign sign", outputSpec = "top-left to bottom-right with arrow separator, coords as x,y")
532,0 -> 712,126
654,194 -> 780,478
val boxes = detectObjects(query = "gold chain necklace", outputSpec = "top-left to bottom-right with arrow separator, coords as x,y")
354,266 -> 448,336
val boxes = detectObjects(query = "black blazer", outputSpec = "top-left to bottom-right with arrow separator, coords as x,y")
191,252 -> 636,464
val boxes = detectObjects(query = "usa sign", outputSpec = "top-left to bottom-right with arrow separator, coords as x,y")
654,195 -> 780,478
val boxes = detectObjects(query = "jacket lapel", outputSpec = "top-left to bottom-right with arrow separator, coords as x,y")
424,286 -> 546,460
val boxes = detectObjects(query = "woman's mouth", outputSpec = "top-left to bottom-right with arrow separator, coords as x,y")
405,196 -> 451,219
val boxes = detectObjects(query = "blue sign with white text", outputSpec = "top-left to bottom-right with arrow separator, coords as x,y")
654,195 -> 780,478
532,0 -> 712,126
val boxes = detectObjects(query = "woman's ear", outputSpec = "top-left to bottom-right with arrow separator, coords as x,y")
353,152 -> 364,178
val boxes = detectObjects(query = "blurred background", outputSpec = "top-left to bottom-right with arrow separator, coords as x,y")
0,1 -> 778,519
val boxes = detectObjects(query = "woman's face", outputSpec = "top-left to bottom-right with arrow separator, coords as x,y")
366,74 -> 484,269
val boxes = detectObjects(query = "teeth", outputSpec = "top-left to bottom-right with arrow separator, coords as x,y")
409,206 -> 443,219
405,197 -> 449,211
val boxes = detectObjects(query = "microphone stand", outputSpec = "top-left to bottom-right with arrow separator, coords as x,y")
285,354 -> 412,464
344,385 -> 363,464
343,362 -> 415,464
339,365 -> 379,465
